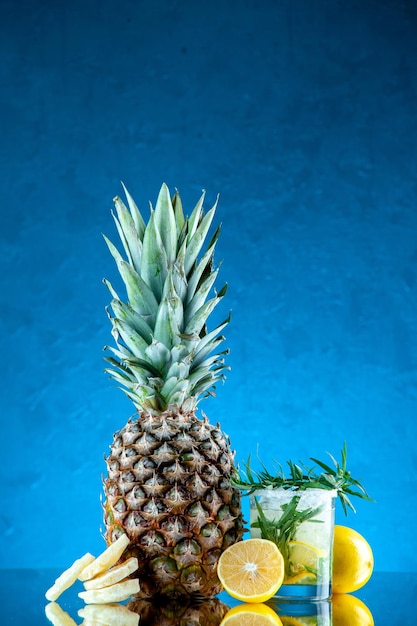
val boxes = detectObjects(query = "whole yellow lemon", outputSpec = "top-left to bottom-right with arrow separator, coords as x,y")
332,525 -> 374,593
332,593 -> 374,626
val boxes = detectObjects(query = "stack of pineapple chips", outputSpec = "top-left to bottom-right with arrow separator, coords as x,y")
45,534 -> 139,626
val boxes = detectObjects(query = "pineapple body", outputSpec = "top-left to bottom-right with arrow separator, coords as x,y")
102,184 -> 244,598
104,409 -> 243,597
128,593 -> 230,625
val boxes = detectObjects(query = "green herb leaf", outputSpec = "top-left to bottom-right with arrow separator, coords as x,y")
252,494 -> 324,576
232,442 -> 373,515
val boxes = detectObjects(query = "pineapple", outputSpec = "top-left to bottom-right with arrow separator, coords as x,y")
102,183 -> 244,598
128,595 -> 230,625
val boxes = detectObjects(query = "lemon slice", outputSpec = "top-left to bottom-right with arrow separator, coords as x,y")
287,541 -> 325,575
220,602 -> 283,626
283,572 -> 317,585
217,538 -> 285,603
280,617 -> 317,626
332,525 -> 374,593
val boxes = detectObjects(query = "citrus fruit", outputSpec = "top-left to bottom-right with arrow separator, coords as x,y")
280,617 -> 317,626
287,541 -> 325,575
332,526 -> 374,593
283,572 -> 316,585
217,538 -> 285,603
220,602 -> 283,626
332,593 -> 374,626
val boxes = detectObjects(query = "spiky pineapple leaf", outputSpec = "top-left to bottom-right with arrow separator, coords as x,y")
104,357 -> 137,383
112,317 -> 149,358
122,356 -> 162,378
172,262 -> 187,302
144,340 -> 171,373
191,334 -> 227,370
187,190 -> 206,239
103,278 -> 119,300
120,182 -> 146,240
112,196 -> 142,272
109,299 -> 153,344
141,211 -> 167,301
186,224 -> 221,302
185,268 -> 219,324
184,203 -> 217,276
160,377 -> 191,403
153,182 -> 178,265
154,298 -> 182,349
104,343 -> 132,362
184,289 -> 226,337
172,188 -> 185,233
192,314 -> 230,352
103,235 -> 158,319
165,358 -> 192,381
153,271 -> 184,348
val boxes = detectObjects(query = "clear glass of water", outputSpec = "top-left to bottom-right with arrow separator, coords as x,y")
267,599 -> 331,625
250,488 -> 337,600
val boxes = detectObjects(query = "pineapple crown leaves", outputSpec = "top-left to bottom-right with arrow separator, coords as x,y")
103,182 -> 230,413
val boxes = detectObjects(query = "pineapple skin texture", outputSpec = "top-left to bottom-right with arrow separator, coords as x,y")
128,594 -> 230,625
103,409 -> 244,598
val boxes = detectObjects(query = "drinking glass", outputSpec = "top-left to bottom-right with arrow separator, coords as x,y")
250,488 -> 337,600
267,599 -> 331,625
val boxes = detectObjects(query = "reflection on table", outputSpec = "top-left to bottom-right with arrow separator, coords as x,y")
0,570 -> 416,625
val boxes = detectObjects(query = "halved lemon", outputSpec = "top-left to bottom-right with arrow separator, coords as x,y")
220,602 -> 283,626
287,541 -> 325,575
217,538 -> 285,603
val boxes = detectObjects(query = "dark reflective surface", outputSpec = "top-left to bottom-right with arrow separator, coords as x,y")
0,570 -> 415,624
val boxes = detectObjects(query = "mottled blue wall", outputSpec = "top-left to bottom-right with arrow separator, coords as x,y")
1,0 -> 417,571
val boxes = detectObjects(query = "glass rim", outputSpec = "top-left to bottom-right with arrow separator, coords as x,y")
251,487 -> 338,497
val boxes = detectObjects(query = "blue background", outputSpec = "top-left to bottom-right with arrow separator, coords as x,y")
1,0 -> 417,571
